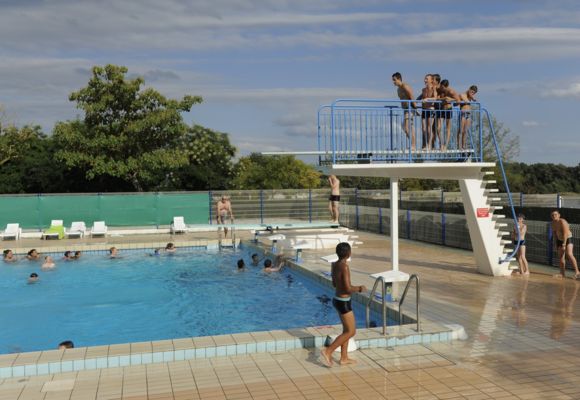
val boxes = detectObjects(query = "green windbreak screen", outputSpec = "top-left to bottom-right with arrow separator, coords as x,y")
0,193 -> 209,229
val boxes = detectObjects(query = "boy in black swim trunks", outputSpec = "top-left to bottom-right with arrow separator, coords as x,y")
320,242 -> 366,367
551,210 -> 579,279
512,213 -> 529,275
328,175 -> 340,223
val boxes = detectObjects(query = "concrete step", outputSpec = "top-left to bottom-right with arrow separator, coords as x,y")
490,206 -> 504,211
485,188 -> 500,193
484,180 -> 497,185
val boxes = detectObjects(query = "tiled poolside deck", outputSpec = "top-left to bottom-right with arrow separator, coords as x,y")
2,230 -> 580,399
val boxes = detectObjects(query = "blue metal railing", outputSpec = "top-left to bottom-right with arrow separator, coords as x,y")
318,99 -> 483,164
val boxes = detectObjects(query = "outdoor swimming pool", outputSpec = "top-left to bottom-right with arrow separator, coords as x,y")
0,247 -> 381,354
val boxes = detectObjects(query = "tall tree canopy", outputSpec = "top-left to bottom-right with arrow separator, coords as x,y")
53,64 -> 201,191
232,153 -> 321,190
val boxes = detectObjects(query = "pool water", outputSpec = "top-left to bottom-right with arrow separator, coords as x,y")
0,248 -> 380,354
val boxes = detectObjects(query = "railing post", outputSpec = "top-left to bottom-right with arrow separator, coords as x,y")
308,189 -> 312,223
355,188 -> 359,230
260,190 -> 264,224
378,207 -> 383,234
548,224 -> 553,266
208,191 -> 213,224
557,193 -> 562,209
330,102 -> 336,164
441,189 -> 446,245
406,209 -> 411,239
37,193 -> 42,231
520,192 -> 524,207
389,107 -> 393,151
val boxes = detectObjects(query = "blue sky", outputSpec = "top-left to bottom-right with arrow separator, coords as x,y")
1,0 -> 579,165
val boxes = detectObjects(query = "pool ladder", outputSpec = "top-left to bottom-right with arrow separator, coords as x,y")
365,274 -> 421,334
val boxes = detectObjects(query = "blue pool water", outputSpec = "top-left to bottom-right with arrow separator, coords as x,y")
0,248 -> 380,354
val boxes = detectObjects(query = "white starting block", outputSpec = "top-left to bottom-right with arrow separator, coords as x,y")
320,254 -> 351,263
264,234 -> 286,252
292,241 -> 314,262
369,270 -> 410,302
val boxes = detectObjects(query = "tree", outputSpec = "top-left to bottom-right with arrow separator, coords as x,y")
172,125 -> 237,191
232,153 -> 321,189
0,124 -> 38,167
53,64 -> 201,191
481,115 -> 519,162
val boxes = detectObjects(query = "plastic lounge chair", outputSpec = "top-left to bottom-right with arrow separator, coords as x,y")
170,216 -> 187,234
42,220 -> 64,240
65,221 -> 86,239
1,223 -> 21,240
90,221 -> 108,237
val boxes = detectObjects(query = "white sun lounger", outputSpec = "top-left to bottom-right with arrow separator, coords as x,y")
65,221 -> 86,238
90,221 -> 108,237
1,223 -> 21,240
170,216 -> 187,234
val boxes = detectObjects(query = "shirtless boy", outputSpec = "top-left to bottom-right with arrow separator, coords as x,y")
328,175 -> 340,223
392,72 -> 416,150
512,213 -> 529,275
216,195 -> 234,238
438,80 -> 461,150
320,242 -> 366,367
458,85 -> 478,150
420,74 -> 436,150
551,210 -> 579,279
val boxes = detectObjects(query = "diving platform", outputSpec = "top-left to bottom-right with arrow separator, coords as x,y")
273,98 -> 520,277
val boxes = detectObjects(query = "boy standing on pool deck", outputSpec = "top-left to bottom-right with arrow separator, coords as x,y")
328,175 -> 340,223
320,242 -> 366,367
551,210 -> 579,279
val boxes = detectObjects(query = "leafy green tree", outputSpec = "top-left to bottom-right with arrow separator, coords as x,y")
172,125 -> 237,191
53,64 -> 201,191
481,116 -> 519,162
233,153 -> 321,189
0,124 -> 38,167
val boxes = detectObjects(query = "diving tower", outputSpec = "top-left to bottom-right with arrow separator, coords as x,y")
266,98 -> 521,277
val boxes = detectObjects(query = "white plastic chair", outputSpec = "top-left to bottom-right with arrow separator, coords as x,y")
170,216 -> 187,234
90,221 -> 108,237
66,221 -> 86,238
1,223 -> 21,240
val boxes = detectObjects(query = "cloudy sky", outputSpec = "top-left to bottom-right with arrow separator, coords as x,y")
1,0 -> 579,165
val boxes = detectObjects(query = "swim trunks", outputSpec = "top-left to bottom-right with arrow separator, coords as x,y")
421,110 -> 434,119
513,240 -> 526,246
332,296 -> 352,315
440,108 -> 452,120
556,237 -> 573,247
461,110 -> 471,120
329,195 -> 341,202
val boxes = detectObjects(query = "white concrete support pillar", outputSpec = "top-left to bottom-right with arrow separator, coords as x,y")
391,178 -> 399,271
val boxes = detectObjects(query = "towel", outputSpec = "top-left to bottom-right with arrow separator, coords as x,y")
44,225 -> 65,239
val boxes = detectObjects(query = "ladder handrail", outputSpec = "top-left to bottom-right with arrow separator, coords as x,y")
481,108 -> 520,264
398,274 -> 421,332
365,276 -> 387,335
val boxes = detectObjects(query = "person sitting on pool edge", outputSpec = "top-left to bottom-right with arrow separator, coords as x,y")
58,340 -> 74,350
28,272 -> 39,284
165,242 -> 176,253
3,249 -> 17,262
42,256 -> 55,269
27,249 -> 40,261
263,255 -> 286,272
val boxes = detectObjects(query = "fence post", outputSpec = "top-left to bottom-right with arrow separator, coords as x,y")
355,188 -> 359,230
208,191 -> 213,224
406,209 -> 411,239
520,192 -> 524,207
378,207 -> 383,234
308,189 -> 312,223
547,224 -> 553,266
154,192 -> 159,229
441,189 -> 446,245
260,190 -> 264,224
556,193 -> 562,209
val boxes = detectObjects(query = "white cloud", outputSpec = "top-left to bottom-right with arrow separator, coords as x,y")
545,82 -> 580,98
522,120 -> 540,127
